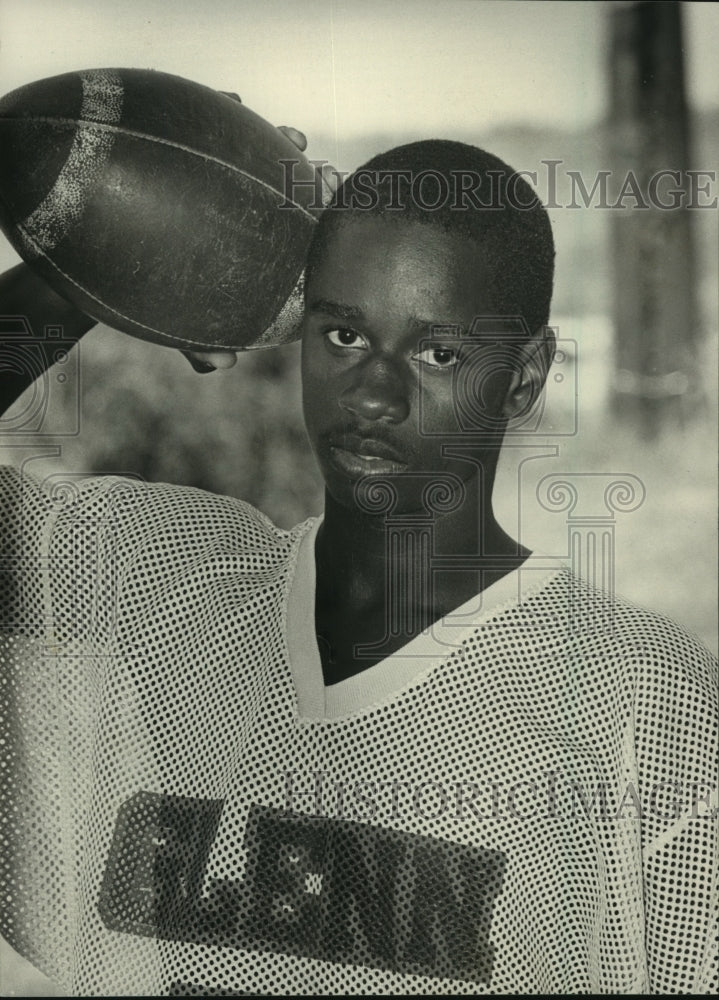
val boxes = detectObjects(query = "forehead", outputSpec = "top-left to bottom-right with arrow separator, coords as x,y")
306,216 -> 496,328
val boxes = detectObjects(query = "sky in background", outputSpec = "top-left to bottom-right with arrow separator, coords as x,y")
0,0 -> 717,147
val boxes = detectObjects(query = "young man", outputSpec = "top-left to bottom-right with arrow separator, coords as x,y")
0,140 -> 716,995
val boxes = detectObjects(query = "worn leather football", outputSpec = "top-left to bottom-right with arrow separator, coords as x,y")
0,68 -> 325,350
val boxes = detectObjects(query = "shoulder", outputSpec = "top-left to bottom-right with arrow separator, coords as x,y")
525,570 -> 717,807
105,477 -> 318,582
1,464 -> 317,575
544,568 -> 717,726
539,567 -> 716,666
519,567 -> 717,717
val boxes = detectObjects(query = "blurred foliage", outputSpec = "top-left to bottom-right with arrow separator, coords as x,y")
26,330 -> 325,530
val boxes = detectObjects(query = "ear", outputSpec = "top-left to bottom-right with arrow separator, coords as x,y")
502,325 -> 556,420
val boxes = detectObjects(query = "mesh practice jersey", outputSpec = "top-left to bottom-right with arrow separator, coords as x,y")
0,466 -> 717,996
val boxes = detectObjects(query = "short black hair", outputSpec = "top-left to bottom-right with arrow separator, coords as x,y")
305,139 -> 555,336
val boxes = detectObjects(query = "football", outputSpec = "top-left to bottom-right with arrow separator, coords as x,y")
0,68 -> 326,351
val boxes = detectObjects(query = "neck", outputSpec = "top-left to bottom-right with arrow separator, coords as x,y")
315,471 -> 528,620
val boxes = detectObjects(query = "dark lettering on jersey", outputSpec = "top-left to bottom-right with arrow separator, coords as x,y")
99,794 -> 506,985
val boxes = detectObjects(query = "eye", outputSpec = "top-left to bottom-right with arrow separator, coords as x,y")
413,345 -> 460,369
325,328 -> 367,350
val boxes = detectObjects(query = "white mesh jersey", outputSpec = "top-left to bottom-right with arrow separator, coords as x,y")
0,467 -> 716,996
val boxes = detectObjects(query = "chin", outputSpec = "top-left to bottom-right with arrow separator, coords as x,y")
324,468 -> 470,521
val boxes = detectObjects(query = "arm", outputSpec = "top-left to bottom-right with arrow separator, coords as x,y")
0,263 -> 97,414
0,262 -> 242,418
635,628 -> 718,993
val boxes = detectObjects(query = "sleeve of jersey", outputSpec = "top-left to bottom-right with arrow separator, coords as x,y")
0,465 -> 155,980
632,618 -> 718,995
0,466 -> 279,983
0,465 -> 145,645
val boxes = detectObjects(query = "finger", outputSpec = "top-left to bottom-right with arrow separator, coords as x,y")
194,350 -> 238,370
181,349 -> 238,373
277,125 -> 307,152
181,350 -> 215,373
319,161 -> 340,196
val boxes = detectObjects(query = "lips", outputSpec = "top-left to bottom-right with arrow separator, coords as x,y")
327,432 -> 409,477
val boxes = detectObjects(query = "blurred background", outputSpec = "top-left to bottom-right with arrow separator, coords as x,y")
0,1 -> 717,994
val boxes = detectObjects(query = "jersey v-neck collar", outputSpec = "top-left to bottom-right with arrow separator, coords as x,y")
285,516 -> 564,722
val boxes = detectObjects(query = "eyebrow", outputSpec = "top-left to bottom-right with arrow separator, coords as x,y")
308,298 -> 364,320
411,318 -> 468,339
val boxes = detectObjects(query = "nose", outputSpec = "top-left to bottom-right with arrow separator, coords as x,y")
339,355 -> 410,424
